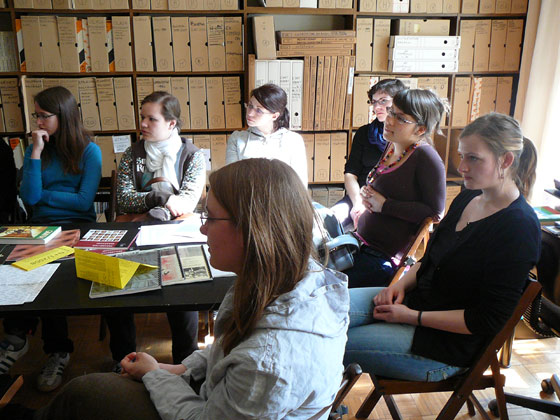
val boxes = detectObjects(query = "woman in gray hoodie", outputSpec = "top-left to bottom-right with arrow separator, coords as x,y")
30,158 -> 349,420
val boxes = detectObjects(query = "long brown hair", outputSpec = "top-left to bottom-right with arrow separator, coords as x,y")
460,112 -> 537,197
34,86 -> 91,174
209,158 -> 315,355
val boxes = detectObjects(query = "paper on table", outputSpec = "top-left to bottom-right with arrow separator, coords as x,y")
203,245 -> 236,278
12,246 -> 75,271
0,263 -> 60,305
136,219 -> 207,246
74,249 -> 157,289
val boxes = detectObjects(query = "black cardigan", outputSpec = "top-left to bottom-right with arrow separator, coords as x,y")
406,189 -> 541,367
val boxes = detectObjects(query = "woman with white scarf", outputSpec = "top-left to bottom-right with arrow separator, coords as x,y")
109,91 -> 205,373
117,91 -> 206,221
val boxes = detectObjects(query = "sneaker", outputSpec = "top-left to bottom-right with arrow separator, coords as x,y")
36,352 -> 70,392
0,338 -> 28,374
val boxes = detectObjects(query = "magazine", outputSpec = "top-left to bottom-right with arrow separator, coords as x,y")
160,245 -> 212,286
89,248 -> 161,299
75,228 -> 139,253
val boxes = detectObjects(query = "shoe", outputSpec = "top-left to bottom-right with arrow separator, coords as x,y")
0,338 -> 28,374
148,206 -> 172,221
112,361 -> 122,374
36,352 -> 70,392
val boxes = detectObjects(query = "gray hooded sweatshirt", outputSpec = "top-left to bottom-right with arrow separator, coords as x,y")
142,259 -> 349,420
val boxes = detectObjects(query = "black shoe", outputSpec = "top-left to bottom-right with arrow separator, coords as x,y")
0,404 -> 35,420
147,206 -> 172,221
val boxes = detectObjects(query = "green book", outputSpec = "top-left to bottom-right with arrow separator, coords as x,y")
0,226 -> 62,245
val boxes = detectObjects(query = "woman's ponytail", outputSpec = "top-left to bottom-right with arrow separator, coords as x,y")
515,137 -> 537,198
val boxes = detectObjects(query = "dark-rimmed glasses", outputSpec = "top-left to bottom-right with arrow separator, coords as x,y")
387,108 -> 417,125
31,112 -> 57,121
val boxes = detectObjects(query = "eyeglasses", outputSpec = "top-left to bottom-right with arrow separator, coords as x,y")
244,103 -> 273,116
368,97 -> 392,107
387,108 -> 417,125
31,112 -> 56,121
200,211 -> 231,225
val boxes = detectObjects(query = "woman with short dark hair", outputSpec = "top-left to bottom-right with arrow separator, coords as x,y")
345,88 -> 447,288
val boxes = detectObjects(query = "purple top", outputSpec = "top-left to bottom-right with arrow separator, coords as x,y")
356,144 -> 446,264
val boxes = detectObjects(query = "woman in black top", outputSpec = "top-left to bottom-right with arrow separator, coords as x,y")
344,113 -> 541,381
331,79 -> 405,231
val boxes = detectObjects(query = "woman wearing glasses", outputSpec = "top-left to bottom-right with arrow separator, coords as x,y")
344,89 -> 447,288
332,79 -> 405,231
344,113 -> 540,383
21,159 -> 349,420
226,83 -> 308,186
0,86 -> 101,393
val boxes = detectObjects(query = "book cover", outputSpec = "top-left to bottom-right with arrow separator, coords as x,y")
533,206 -> 560,222
75,228 -> 139,250
0,226 -> 61,245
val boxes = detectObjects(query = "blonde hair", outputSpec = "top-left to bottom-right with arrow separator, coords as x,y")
460,113 -> 537,197
208,158 -> 315,355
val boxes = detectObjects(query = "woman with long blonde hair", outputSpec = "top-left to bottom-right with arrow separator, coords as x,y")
26,158 -> 349,420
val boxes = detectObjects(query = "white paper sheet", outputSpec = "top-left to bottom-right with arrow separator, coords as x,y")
136,219 -> 207,247
0,263 -> 59,305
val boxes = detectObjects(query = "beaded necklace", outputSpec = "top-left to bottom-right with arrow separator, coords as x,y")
366,141 -> 420,184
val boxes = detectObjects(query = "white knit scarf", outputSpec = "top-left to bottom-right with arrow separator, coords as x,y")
144,130 -> 182,193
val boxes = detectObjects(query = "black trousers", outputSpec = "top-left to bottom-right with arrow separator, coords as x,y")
3,316 -> 74,354
105,311 -> 199,364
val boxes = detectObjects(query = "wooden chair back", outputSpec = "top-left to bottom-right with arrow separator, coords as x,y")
355,278 -> 542,420
94,169 -> 117,222
329,363 -> 362,420
389,217 -> 432,285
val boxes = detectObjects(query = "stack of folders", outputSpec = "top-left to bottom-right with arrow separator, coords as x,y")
388,36 -> 461,73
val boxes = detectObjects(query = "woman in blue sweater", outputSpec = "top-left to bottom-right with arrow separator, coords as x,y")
21,86 -> 102,223
0,86 -> 102,393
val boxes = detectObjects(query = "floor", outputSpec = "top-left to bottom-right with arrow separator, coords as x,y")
5,313 -> 560,419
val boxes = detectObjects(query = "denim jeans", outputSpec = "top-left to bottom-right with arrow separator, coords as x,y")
343,287 -> 465,382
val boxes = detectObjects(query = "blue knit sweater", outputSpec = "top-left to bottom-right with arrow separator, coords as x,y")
20,141 -> 102,223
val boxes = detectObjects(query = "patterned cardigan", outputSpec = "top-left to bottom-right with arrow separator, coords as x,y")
117,138 -> 206,214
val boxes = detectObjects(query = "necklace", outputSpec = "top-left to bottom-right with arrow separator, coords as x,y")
366,141 -> 420,184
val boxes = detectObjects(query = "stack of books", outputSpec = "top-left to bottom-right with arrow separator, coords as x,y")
388,35 -> 461,73
0,226 -> 61,245
275,30 -> 356,58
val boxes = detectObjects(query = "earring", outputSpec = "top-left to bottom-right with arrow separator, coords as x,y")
499,167 -> 505,179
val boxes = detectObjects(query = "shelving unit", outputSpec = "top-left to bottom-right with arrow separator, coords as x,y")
0,0 -> 530,185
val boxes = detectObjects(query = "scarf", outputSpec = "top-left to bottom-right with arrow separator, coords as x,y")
144,130 -> 182,193
367,119 -> 386,152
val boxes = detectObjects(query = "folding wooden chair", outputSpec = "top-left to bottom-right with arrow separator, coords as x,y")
355,278 -> 541,420
329,363 -> 362,420
389,217 -> 432,285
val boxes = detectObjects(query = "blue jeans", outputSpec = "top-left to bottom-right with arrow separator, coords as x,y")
344,287 -> 465,382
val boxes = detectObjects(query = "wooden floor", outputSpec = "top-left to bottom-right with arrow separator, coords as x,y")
5,313 -> 560,419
